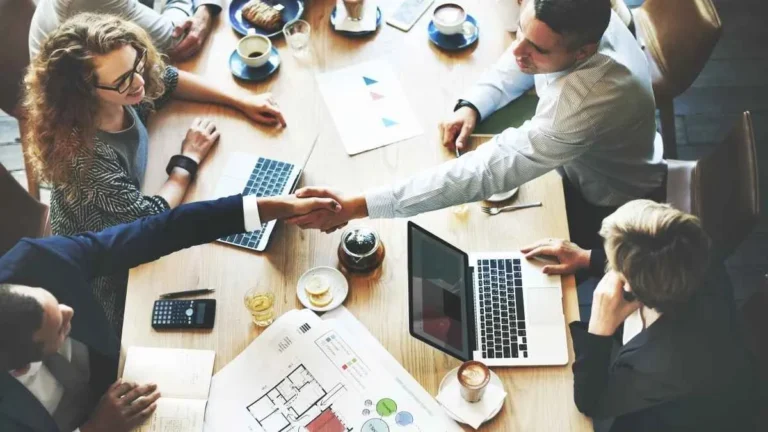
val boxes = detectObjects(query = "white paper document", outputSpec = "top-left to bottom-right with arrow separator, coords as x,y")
316,60 -> 423,155
123,347 -> 215,432
205,309 -> 461,431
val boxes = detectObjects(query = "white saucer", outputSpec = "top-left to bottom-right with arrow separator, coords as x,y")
437,367 -> 505,425
486,187 -> 519,203
296,266 -> 349,312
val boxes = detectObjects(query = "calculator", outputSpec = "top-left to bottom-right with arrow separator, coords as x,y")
387,0 -> 435,32
151,299 -> 216,330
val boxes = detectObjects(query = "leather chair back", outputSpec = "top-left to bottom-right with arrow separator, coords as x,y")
633,0 -> 722,100
666,112 -> 760,256
0,0 -> 36,117
0,162 -> 49,256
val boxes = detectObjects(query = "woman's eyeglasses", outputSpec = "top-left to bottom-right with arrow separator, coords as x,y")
94,48 -> 147,94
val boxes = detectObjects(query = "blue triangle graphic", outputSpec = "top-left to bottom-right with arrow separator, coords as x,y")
363,76 -> 378,86
382,118 -> 398,127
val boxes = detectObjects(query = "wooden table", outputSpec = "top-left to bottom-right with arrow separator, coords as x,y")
122,1 -> 592,430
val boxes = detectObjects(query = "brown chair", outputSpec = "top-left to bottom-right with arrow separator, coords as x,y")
0,0 -> 40,199
742,275 -> 768,432
0,162 -> 49,257
665,112 -> 760,257
632,0 -> 722,159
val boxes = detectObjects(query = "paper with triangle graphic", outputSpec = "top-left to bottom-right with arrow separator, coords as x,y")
316,60 -> 424,155
382,118 -> 398,127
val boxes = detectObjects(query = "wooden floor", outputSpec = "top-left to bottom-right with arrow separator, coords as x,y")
2,0 -> 765,301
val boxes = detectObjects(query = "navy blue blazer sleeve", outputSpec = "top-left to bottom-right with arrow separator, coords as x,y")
9,195 -> 246,283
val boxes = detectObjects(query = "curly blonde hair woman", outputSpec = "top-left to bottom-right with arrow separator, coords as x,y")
24,13 -> 286,330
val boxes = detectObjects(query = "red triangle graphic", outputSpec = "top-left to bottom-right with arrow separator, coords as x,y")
370,91 -> 385,101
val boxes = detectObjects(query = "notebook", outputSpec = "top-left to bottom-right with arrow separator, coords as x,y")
122,347 -> 216,432
471,93 -> 539,137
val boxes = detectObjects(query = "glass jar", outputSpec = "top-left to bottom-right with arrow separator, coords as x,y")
337,226 -> 386,274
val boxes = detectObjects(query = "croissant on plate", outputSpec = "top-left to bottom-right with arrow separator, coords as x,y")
241,0 -> 283,31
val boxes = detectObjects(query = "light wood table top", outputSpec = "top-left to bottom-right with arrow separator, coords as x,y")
122,1 -> 592,430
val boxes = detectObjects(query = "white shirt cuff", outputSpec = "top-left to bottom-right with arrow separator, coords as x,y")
242,195 -> 263,232
195,0 -> 224,13
462,87 -> 498,121
364,186 -> 397,219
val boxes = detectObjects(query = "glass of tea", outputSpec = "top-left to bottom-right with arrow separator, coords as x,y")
337,226 -> 385,274
243,286 -> 275,327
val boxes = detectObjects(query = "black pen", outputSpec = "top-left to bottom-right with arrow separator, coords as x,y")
159,289 -> 215,299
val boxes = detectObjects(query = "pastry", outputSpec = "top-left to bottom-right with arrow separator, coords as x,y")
241,0 -> 283,31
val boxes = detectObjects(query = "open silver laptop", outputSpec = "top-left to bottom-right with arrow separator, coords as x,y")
213,136 -> 318,252
408,222 -> 568,366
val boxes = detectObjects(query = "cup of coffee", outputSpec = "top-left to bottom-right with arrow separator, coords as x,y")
432,2 -> 467,35
343,0 -> 365,20
237,29 -> 272,68
457,360 -> 491,403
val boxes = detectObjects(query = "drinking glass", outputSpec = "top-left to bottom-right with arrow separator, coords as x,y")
243,286 -> 275,327
283,19 -> 311,56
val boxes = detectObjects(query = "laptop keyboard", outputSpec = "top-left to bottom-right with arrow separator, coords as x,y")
477,258 -> 528,359
219,157 -> 293,250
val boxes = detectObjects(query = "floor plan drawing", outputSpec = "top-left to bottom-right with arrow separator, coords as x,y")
246,364 -> 351,432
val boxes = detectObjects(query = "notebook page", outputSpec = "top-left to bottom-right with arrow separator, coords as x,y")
123,347 -> 215,400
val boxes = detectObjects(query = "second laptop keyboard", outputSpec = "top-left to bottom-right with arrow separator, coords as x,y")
477,258 -> 528,359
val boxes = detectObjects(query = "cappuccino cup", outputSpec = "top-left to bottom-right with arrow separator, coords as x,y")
432,3 -> 467,35
457,360 -> 491,403
237,30 -> 272,68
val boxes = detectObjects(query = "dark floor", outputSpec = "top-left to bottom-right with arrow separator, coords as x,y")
1,0 -> 766,301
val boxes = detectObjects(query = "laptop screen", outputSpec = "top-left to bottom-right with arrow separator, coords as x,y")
408,222 -> 472,361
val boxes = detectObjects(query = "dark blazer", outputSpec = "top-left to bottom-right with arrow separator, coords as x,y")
0,195 -> 247,432
571,250 -> 757,432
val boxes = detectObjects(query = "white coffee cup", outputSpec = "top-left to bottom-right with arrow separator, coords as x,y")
237,30 -> 272,68
432,2 -> 468,35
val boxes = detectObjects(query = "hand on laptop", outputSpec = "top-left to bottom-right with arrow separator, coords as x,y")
439,106 -> 478,153
521,238 -> 591,275
286,187 -> 368,233
81,380 -> 160,432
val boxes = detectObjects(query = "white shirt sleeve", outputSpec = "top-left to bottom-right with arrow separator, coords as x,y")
365,114 -> 594,219
194,0 -> 224,13
242,195 -> 263,232
462,46 -> 536,120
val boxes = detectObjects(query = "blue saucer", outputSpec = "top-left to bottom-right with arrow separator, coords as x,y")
229,0 -> 305,38
428,15 -> 479,51
329,6 -> 382,37
229,48 -> 281,81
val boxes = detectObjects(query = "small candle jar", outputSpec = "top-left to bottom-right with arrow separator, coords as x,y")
337,226 -> 385,274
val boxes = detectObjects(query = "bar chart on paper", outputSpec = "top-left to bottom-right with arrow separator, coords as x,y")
317,60 -> 424,155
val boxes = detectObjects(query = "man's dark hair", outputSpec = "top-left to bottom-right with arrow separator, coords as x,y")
534,0 -> 612,49
0,284 -> 45,370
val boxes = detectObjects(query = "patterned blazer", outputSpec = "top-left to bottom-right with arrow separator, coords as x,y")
49,66 -> 179,331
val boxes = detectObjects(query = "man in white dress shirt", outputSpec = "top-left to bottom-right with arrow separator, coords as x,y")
0,194 -> 339,432
29,0 -> 225,61
288,0 -> 667,248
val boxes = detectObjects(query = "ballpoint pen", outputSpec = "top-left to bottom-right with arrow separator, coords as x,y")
159,288 -> 216,299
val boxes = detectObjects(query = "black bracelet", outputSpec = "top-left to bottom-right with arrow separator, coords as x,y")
454,99 -> 482,121
166,154 -> 199,178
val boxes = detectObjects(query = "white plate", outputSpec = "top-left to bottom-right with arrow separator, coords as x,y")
486,187 -> 519,203
437,366 -> 505,425
296,267 -> 349,312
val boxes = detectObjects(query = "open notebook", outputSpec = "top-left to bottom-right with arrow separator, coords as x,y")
123,347 -> 215,432
471,93 -> 539,137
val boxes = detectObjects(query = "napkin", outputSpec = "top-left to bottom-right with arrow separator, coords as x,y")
436,379 -> 507,429
334,0 -> 377,32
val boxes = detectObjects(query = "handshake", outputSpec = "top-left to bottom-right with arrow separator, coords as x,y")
281,187 -> 368,233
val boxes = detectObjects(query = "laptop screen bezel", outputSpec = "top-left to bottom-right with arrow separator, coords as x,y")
407,221 -> 475,362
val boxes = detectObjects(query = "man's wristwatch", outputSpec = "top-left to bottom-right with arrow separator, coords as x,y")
166,155 -> 199,178
454,99 -> 481,121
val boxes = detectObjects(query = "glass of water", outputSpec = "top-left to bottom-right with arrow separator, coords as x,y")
244,286 -> 275,327
283,19 -> 311,56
